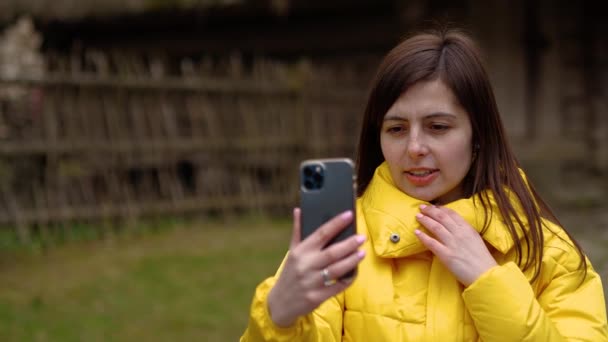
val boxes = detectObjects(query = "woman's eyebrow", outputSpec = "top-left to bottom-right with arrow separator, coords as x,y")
425,112 -> 457,119
383,114 -> 406,121
383,112 -> 457,121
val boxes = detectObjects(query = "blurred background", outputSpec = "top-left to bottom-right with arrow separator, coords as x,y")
0,0 -> 606,341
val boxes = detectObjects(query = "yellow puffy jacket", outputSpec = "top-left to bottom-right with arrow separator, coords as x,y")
241,163 -> 608,341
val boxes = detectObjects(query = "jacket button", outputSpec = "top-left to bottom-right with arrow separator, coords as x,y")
390,233 -> 400,243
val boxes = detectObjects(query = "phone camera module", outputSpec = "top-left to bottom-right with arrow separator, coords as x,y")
303,164 -> 324,190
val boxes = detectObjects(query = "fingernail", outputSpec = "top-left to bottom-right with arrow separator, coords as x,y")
414,229 -> 421,235
357,250 -> 366,258
341,211 -> 353,219
420,204 -> 427,209
356,235 -> 366,243
415,213 -> 423,219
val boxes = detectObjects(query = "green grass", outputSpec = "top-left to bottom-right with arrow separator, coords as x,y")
0,213 -> 605,341
0,217 -> 292,341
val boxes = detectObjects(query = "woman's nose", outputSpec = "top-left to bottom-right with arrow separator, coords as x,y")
406,134 -> 429,158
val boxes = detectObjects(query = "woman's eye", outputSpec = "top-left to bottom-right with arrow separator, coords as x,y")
429,124 -> 449,131
387,126 -> 406,134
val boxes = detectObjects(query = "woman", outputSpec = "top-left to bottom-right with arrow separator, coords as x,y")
241,28 -> 608,341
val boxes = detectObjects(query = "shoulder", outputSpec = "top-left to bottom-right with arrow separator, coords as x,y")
540,219 -> 587,274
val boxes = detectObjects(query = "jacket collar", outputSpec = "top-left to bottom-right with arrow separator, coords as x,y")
361,162 -> 526,258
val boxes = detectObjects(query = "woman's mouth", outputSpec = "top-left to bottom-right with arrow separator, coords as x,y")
404,169 -> 439,186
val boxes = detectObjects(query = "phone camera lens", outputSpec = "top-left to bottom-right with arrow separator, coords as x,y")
302,164 -> 324,190
304,180 -> 314,190
303,167 -> 313,177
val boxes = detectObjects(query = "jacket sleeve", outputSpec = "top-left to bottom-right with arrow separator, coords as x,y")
462,260 -> 608,342
240,267 -> 345,341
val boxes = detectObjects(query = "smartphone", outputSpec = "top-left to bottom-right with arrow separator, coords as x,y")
299,158 -> 357,278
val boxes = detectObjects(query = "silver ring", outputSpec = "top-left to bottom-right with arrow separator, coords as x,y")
322,268 -> 335,287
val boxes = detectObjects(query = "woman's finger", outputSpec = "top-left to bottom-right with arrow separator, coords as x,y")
303,278 -> 353,308
290,247 -> 365,296
441,206 -> 474,229
415,229 -> 449,258
416,212 -> 451,243
321,248 -> 366,285
429,206 -> 478,241
419,205 -> 459,233
289,207 -> 302,250
299,210 -> 354,250
294,234 -> 365,288
308,234 -> 366,269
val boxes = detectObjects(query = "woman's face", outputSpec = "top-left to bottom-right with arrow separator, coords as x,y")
380,78 -> 473,204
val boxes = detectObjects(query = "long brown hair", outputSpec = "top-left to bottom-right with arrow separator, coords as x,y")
356,28 -> 586,282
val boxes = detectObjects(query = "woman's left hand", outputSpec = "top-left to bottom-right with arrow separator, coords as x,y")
414,204 -> 497,287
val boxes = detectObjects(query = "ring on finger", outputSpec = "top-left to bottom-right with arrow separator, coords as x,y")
322,268 -> 335,287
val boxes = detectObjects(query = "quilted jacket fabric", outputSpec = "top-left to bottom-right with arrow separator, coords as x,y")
241,162 -> 608,341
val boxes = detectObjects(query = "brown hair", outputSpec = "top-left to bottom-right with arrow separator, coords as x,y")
356,28 -> 586,282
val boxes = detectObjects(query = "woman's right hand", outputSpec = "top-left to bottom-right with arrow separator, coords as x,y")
267,208 -> 366,328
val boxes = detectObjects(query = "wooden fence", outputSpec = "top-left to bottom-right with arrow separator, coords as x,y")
2,47 -> 605,243
0,52 -> 367,240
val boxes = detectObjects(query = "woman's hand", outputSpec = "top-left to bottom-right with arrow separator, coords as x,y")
267,208 -> 366,328
414,204 -> 497,287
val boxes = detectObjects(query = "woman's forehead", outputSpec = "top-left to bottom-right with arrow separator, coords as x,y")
383,80 -> 466,120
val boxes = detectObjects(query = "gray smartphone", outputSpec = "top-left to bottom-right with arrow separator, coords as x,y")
299,158 -> 357,278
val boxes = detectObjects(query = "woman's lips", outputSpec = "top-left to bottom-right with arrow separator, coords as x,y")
404,169 -> 439,186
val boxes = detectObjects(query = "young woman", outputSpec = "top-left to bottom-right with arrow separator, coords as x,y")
241,28 -> 608,341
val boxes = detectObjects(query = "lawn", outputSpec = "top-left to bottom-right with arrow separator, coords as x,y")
0,210 -> 606,341
0,217 -> 291,342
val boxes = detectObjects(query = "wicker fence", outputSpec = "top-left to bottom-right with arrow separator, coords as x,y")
0,52 -> 367,241
2,48 -> 605,244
